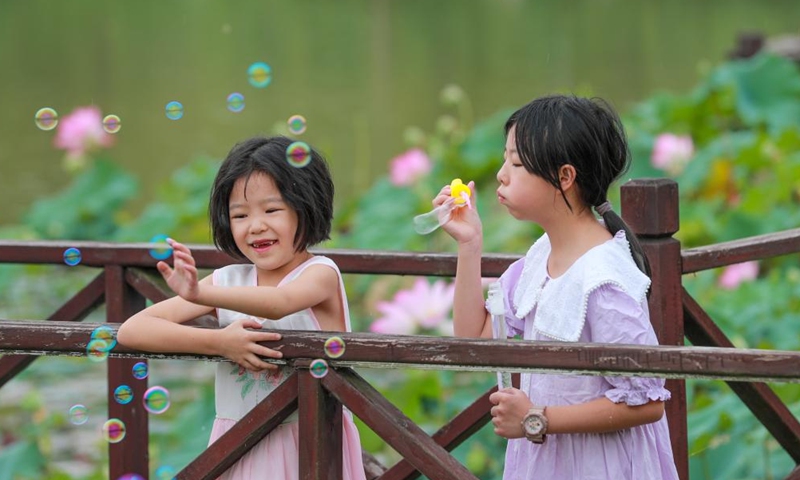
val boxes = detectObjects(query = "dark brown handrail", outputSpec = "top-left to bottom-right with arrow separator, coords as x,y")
682,228 -> 800,274
2,321 -> 799,384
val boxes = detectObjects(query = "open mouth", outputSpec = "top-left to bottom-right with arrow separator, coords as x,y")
251,240 -> 277,249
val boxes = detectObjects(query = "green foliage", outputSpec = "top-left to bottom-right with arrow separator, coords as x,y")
3,53 -> 800,479
24,158 -> 138,240
114,156 -> 220,244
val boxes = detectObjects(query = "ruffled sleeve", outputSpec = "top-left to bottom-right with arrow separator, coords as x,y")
587,284 -> 671,406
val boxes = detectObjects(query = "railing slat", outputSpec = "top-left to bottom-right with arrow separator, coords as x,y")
0,272 -> 105,388
125,267 -> 171,303
682,228 -> 800,274
683,289 -> 800,463
380,386 -> 496,480
178,372 -> 299,480
299,364 -> 343,480
785,464 -> 800,480
321,368 -> 478,480
105,266 -> 149,479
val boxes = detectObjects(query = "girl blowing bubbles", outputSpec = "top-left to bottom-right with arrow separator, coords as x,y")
118,136 -> 366,480
433,96 -> 679,479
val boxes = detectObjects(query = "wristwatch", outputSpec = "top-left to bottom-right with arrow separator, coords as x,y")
521,406 -> 548,444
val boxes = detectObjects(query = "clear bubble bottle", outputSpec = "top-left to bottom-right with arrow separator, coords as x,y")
413,178 -> 472,235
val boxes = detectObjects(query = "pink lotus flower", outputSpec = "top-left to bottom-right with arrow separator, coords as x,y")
719,261 -> 759,290
54,106 -> 114,159
370,278 -> 455,334
651,134 -> 694,175
389,148 -> 431,187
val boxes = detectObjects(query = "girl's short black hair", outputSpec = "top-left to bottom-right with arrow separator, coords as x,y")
505,94 -> 651,277
209,136 -> 334,260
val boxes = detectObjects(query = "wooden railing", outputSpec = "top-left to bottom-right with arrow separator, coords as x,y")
1,178 -> 799,479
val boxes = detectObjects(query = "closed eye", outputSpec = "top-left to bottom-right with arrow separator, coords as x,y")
231,214 -> 247,219
265,209 -> 282,214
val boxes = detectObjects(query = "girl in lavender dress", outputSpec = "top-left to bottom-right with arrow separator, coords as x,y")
432,95 -> 679,479
119,136 -> 366,480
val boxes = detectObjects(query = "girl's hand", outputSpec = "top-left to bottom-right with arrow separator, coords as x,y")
157,239 -> 200,302
218,318 -> 284,371
488,387 -> 534,439
432,180 -> 482,246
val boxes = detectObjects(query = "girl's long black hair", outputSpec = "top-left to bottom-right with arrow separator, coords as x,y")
505,94 -> 651,278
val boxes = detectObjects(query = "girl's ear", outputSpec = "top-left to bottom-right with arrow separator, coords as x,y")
559,164 -> 577,191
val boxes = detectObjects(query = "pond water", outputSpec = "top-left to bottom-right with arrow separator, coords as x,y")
1,0 -> 798,225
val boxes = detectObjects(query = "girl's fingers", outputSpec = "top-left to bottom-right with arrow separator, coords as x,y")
156,261 -> 172,277
254,345 -> 283,360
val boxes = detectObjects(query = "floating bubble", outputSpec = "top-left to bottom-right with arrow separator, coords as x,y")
248,62 -> 272,88
35,107 -> 59,131
114,385 -> 134,405
154,465 -> 177,480
132,362 -> 148,380
287,115 -> 307,135
63,247 -> 82,266
102,418 -> 126,443
102,114 -> 122,134
226,93 -> 245,113
143,386 -> 170,414
86,338 -> 110,362
117,474 -> 145,480
148,234 -> 172,260
91,325 -> 117,351
165,101 -> 184,120
286,141 -> 311,168
69,404 -> 89,425
324,336 -> 345,359
309,359 -> 329,379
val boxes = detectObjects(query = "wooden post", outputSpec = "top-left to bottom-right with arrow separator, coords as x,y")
105,265 -> 149,479
298,362 -> 343,480
621,179 -> 688,480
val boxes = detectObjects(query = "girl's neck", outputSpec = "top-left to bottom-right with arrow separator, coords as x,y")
542,209 -> 611,279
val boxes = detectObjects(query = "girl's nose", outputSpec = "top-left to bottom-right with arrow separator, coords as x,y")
249,217 -> 268,234
496,162 -> 508,185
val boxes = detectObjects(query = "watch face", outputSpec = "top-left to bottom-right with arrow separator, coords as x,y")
524,415 -> 544,434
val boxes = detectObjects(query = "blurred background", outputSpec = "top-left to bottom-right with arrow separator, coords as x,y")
2,1 -> 800,479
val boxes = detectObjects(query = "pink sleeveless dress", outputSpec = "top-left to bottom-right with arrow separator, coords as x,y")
207,256 -> 366,480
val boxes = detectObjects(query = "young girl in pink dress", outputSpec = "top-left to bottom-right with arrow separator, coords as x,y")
118,136 -> 366,480
432,95 -> 679,479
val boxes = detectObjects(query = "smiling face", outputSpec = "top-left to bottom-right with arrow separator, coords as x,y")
228,172 -> 308,283
496,125 -> 560,225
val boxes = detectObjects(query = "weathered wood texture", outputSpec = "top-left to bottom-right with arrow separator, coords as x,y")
622,179 -> 688,480
787,464 -> 800,480
0,272 -> 105,388
105,265 -> 149,479
322,368 -> 479,480
177,373 -> 299,480
299,364 -> 343,480
684,289 -> 800,463
380,386 -> 496,480
2,321 -> 799,384
682,228 -> 800,274
0,241 -> 518,278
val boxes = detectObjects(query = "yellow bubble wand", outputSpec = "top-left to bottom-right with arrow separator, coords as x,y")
413,179 -> 472,235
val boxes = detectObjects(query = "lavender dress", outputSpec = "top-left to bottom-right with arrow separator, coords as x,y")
497,232 -> 679,480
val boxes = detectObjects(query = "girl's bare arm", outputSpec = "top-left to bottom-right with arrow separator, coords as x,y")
117,275 -> 283,371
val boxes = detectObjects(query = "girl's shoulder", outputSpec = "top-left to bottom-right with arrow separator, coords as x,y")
512,231 -> 650,342
280,255 -> 341,286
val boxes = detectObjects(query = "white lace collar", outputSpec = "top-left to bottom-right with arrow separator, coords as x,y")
512,231 -> 651,342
